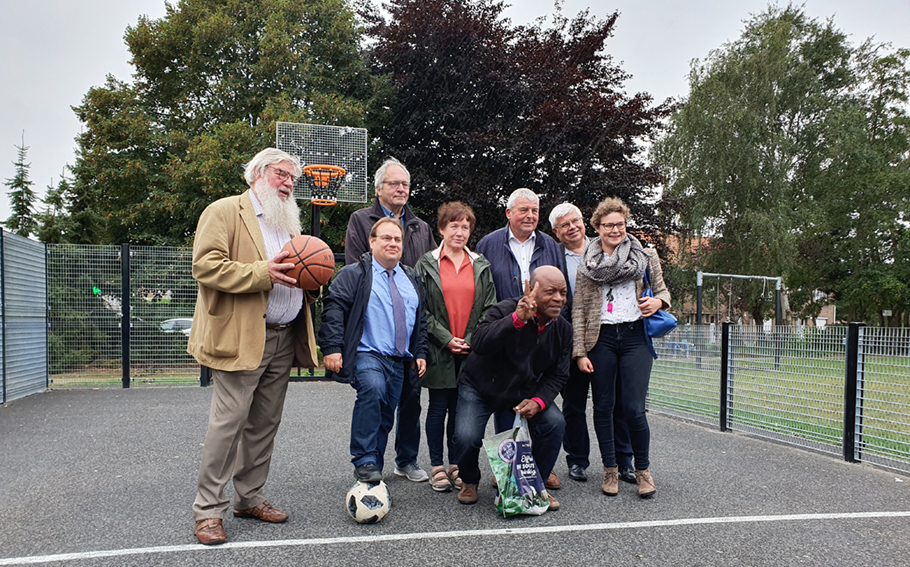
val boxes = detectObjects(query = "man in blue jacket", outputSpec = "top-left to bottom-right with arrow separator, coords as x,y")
344,158 -> 436,483
320,218 -> 428,482
476,188 -> 562,302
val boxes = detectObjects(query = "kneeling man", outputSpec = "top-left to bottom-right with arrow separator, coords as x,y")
453,265 -> 571,511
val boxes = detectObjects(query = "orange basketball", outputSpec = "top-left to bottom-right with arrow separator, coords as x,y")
280,235 -> 335,290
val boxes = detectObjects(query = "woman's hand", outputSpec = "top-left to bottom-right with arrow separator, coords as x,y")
638,296 -> 664,317
576,356 -> 593,373
446,337 -> 470,354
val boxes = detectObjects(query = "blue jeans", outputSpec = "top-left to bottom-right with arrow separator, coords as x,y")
350,352 -> 405,470
562,360 -> 634,470
454,384 -> 565,485
394,375 -> 422,468
586,320 -> 653,470
425,388 -> 458,467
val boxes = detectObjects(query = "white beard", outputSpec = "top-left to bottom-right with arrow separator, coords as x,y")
254,178 -> 302,237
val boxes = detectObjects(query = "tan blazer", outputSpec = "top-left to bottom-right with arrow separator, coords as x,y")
572,248 -> 671,358
187,190 -> 319,371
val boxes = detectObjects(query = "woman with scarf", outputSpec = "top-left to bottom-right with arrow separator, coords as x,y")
572,197 -> 671,499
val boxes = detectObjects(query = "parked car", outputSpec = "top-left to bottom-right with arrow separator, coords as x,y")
160,318 -> 193,337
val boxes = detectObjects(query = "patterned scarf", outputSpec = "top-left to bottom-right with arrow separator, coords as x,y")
578,233 -> 648,286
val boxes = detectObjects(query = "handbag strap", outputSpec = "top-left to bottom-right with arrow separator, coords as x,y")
643,266 -> 652,290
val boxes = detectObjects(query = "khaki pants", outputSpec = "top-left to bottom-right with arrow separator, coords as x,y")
193,327 -> 295,520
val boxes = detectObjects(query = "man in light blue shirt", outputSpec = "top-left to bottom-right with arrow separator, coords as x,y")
320,218 -> 428,482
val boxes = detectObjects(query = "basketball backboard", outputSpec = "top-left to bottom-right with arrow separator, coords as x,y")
276,122 -> 368,204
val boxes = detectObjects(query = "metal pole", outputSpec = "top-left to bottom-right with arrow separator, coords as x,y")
310,202 -> 321,239
121,244 -> 130,388
719,321 -> 730,432
843,322 -> 864,462
696,280 -> 703,325
775,279 -> 783,325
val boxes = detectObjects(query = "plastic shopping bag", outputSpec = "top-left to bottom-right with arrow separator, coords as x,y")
482,411 -> 550,517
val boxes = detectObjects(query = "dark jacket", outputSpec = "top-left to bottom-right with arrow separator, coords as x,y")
414,246 -> 498,389
344,200 -> 437,268
459,298 -> 572,412
475,225 -> 562,302
318,252 -> 429,387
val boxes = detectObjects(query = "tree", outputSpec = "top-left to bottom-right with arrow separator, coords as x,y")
364,0 -> 671,243
4,134 -> 39,238
70,0 -> 389,245
37,171 -> 76,244
652,4 -> 910,324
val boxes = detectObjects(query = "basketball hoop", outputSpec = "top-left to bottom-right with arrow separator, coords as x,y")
301,164 -> 346,206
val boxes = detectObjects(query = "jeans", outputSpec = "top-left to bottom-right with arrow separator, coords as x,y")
425,388 -> 458,467
563,360 -> 634,470
394,376 -> 422,468
454,384 -> 565,485
350,352 -> 405,470
586,320 -> 653,471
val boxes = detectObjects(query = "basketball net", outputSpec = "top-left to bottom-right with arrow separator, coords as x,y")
302,165 -> 346,207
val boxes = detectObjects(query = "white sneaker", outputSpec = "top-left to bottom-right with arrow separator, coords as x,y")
394,463 -> 429,482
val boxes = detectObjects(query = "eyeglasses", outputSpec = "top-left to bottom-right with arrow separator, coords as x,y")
600,221 -> 626,232
555,217 -> 583,231
377,235 -> 403,243
383,180 -> 410,189
268,166 -> 298,183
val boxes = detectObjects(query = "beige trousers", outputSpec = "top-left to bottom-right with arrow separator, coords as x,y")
192,327 -> 295,521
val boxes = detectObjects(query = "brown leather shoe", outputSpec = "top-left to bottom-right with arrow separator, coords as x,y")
635,468 -> 656,499
458,483 -> 478,505
195,518 -> 227,545
602,466 -> 619,496
233,500 -> 289,523
547,494 -> 560,511
545,471 -> 561,490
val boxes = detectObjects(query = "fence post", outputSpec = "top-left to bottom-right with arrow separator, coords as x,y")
843,322 -> 865,463
121,244 -> 131,389
719,321 -> 731,432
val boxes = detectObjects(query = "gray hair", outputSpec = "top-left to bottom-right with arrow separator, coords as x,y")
374,157 -> 410,190
548,202 -> 582,230
243,148 -> 302,185
506,188 -> 539,210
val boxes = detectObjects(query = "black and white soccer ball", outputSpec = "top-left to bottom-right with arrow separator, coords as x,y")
346,480 -> 391,524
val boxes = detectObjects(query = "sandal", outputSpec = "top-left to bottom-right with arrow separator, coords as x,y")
430,466 -> 453,492
448,464 -> 463,490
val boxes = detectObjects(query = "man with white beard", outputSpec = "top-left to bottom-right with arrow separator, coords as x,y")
188,148 -> 320,545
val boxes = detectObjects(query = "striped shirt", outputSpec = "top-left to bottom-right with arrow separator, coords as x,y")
249,189 -> 303,325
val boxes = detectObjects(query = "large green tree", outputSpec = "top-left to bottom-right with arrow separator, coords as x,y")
70,0 -> 388,245
4,135 -> 39,238
364,0 -> 671,242
652,4 -> 910,324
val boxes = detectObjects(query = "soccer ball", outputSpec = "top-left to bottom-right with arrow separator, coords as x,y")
346,480 -> 391,524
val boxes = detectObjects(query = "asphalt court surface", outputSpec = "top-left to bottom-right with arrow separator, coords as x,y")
1,383 -> 909,566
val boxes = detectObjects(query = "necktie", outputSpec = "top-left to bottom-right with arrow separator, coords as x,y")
387,269 -> 408,355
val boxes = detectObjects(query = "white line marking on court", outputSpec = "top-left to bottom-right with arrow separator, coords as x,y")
2,511 -> 909,565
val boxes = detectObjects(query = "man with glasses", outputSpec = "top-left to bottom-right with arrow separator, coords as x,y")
321,218 -> 428,483
344,158 -> 436,483
548,203 -> 634,485
189,148 -> 320,545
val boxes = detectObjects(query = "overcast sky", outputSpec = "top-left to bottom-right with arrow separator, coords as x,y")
1,0 -> 908,225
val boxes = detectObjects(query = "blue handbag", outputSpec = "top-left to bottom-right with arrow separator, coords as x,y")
642,267 -> 677,339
